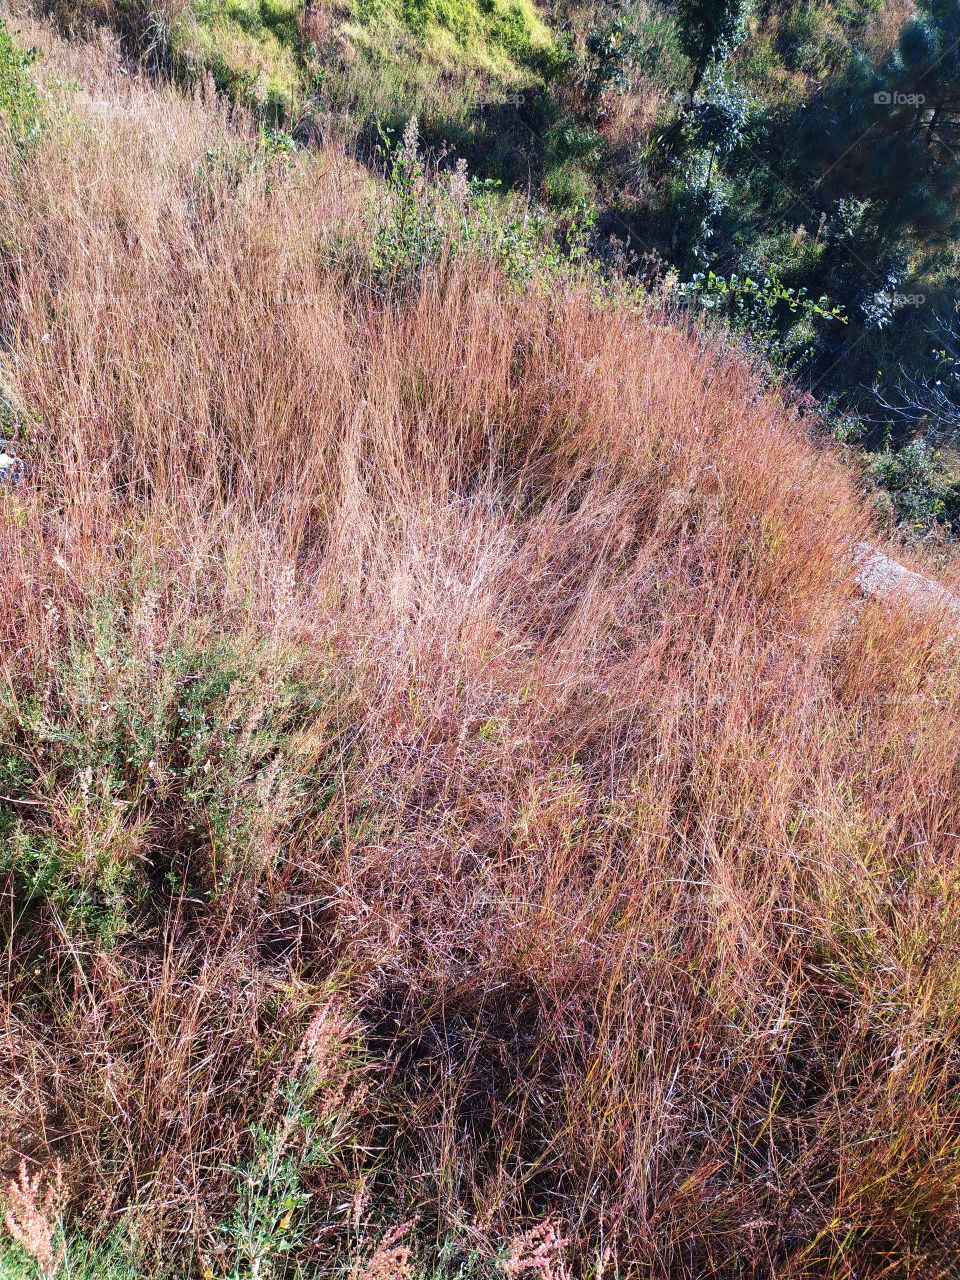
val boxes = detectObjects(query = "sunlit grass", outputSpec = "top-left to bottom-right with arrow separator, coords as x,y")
2,10 -> 960,1279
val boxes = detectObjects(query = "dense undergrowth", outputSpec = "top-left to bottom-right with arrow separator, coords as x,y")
37,0 -> 960,538
3,7 -> 960,1280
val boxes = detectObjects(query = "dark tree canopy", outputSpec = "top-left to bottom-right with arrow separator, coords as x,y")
674,0 -> 751,91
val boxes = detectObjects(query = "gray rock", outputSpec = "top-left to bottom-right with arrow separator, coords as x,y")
853,541 -> 960,621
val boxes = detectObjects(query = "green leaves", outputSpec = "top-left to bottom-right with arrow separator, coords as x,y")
0,21 -> 40,154
675,0 -> 751,88
678,267 -> 847,372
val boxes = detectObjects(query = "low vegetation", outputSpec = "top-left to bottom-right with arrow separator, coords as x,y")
40,0 -> 960,537
43,0 -> 555,125
2,5 -> 960,1280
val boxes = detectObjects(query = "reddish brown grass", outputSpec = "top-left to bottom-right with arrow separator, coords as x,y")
2,13 -> 960,1280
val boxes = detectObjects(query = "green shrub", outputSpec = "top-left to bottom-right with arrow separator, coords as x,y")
677,267 -> 847,372
0,20 -> 40,152
675,0 -> 751,91
0,599 -> 340,942
868,439 -> 960,535
365,121 -> 596,286
219,1034 -> 363,1280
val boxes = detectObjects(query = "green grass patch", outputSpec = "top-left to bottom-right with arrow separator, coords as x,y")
347,0 -> 551,76
166,0 -> 553,123
174,0 -> 304,114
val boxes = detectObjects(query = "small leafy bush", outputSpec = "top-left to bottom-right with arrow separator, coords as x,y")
220,1009 -> 364,1280
678,267 -> 847,371
366,119 -> 596,286
0,20 -> 40,152
868,438 -> 960,535
582,18 -> 644,102
0,599 -> 339,942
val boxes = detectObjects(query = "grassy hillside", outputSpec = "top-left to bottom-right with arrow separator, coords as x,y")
47,0 -> 555,121
47,0 -> 960,543
3,7 -> 960,1280
177,0 -> 304,108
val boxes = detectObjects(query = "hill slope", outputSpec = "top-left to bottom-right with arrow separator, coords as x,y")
2,11 -> 960,1280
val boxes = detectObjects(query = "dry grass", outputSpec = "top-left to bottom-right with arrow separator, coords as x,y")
862,0 -> 917,58
2,11 -> 960,1280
